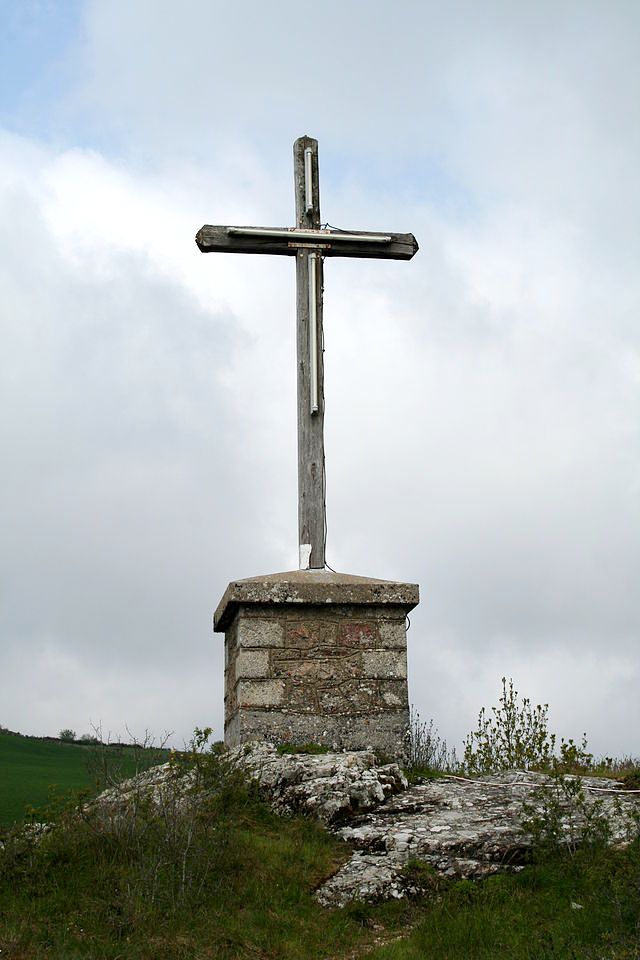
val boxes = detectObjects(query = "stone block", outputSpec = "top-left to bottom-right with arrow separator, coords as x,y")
237,679 -> 285,708
234,709 -> 409,757
272,649 -> 361,680
315,678 -> 408,715
285,618 -> 337,651
237,618 -> 284,648
337,621 -> 380,648
378,619 -> 408,648
235,648 -> 270,679
362,650 -> 407,679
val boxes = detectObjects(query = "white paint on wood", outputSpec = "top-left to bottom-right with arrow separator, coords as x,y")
299,543 -> 312,569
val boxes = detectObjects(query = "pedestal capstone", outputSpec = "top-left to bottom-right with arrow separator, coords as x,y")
214,569 -> 419,759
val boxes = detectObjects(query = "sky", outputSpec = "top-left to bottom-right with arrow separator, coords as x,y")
0,0 -> 638,756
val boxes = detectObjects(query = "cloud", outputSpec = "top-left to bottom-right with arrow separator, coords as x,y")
0,2 -> 638,753
0,133 -> 256,740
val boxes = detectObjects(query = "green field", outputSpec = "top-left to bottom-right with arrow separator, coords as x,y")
0,731 -> 166,827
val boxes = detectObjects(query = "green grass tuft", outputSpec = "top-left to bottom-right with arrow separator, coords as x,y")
276,742 -> 330,755
367,842 -> 640,959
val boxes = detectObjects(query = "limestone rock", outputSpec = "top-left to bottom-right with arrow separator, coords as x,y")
230,748 -> 639,907
230,742 -> 408,823
316,771 -> 640,906
95,762 -> 187,807
83,748 -> 640,909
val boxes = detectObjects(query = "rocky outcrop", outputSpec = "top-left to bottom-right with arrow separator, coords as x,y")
230,745 -> 640,907
87,746 -> 640,909
231,743 -> 408,823
88,743 -> 408,826
316,771 -> 639,906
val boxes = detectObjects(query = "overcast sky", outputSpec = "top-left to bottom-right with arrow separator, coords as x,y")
1,0 -> 638,756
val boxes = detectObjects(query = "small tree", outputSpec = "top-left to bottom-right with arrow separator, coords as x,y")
463,678 -> 555,773
59,728 -> 76,742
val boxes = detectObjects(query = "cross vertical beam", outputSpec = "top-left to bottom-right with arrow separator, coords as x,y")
195,136 -> 418,573
293,136 -> 325,570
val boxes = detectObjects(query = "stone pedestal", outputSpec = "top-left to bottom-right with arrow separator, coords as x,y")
213,570 -> 419,759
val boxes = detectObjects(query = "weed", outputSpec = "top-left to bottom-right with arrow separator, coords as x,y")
83,721 -> 171,791
400,859 -> 449,897
621,768 -> 640,791
405,709 -> 459,777
462,677 -> 597,776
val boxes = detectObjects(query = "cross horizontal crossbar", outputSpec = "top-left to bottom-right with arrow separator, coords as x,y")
196,224 -> 418,260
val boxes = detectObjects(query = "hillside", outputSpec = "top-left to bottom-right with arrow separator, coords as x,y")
0,729 -> 166,827
2,690 -> 639,959
0,731 -> 95,826
1,736 -> 639,959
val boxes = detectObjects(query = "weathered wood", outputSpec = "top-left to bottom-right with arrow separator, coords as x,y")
195,135 -> 418,572
195,225 -> 418,260
294,136 -> 325,569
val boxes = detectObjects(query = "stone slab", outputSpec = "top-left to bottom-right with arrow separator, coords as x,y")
214,569 -> 419,632
318,770 -> 640,906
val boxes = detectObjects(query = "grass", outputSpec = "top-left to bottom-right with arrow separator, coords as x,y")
367,844 -> 640,959
0,730 -> 167,828
1,742 -> 638,960
0,751 -> 418,959
0,732 -> 96,826
2,775 -> 638,960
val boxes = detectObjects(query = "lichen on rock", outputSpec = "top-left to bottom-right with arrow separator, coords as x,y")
230,742 -> 408,823
85,745 -> 640,909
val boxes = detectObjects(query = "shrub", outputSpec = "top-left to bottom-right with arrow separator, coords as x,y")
405,709 -> 459,776
462,677 -> 595,774
83,722 -> 171,790
58,728 -> 76,742
521,772 -> 612,860
78,733 -> 100,745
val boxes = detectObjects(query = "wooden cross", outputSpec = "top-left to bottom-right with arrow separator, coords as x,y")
196,136 -> 418,570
